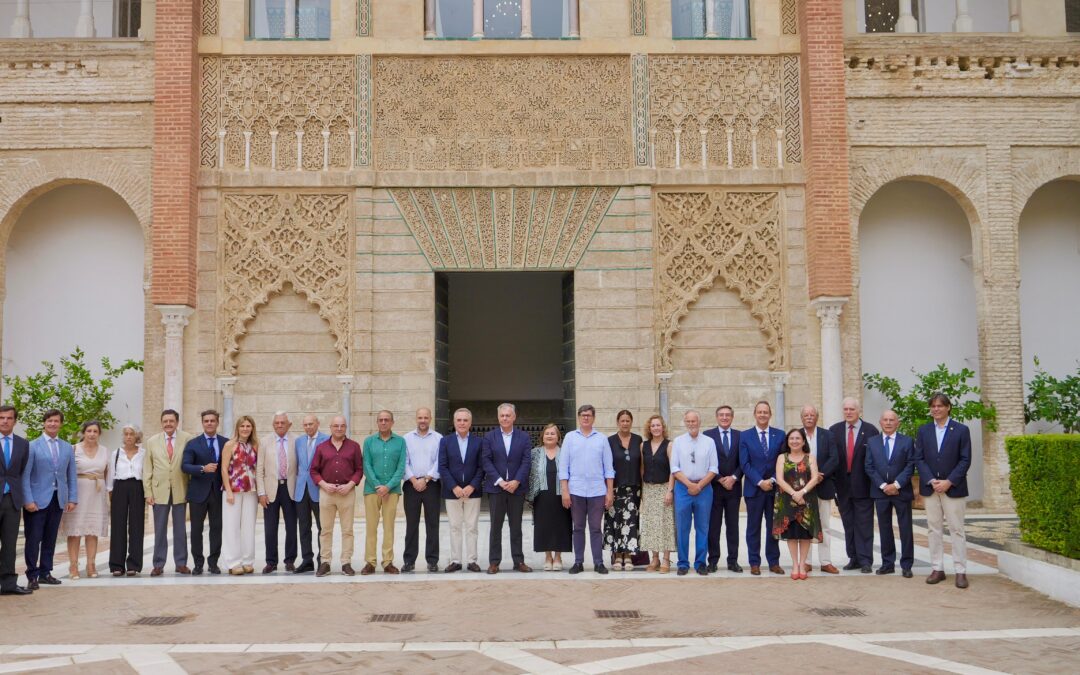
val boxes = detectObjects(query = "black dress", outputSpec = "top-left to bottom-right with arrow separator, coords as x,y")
533,455 -> 572,552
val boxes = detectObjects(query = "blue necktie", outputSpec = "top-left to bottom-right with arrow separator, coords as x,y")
884,436 -> 892,461
207,436 -> 218,462
49,439 -> 59,468
722,430 -> 730,454
2,437 -> 9,494
760,430 -> 767,455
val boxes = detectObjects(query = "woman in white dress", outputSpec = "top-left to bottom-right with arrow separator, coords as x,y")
63,420 -> 110,579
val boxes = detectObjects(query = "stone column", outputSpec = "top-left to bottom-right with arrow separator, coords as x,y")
1008,0 -> 1020,32
424,0 -> 436,37
520,0 -> 532,37
895,0 -> 918,33
953,0 -> 973,32
705,0 -> 717,37
472,0 -> 483,37
284,0 -> 297,38
218,377 -> 237,434
10,0 -> 31,37
567,0 -> 579,37
159,306 -> 194,417
337,375 -> 354,431
75,0 -> 96,37
771,372 -> 789,430
657,372 -> 672,425
811,297 -> 847,425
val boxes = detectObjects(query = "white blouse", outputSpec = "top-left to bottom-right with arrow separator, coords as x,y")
106,446 -> 145,491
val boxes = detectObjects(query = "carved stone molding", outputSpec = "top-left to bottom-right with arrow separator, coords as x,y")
201,0 -> 218,36
655,191 -> 785,371
373,57 -> 632,171
357,0 -> 371,36
356,54 -> 372,167
630,0 -> 646,36
848,146 -> 986,223
632,54 -> 650,167
218,192 -> 352,375
1010,147 -> 1080,217
781,0 -> 798,35
388,187 -> 618,269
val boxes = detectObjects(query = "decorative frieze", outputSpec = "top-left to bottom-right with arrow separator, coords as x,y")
201,0 -> 218,36
781,0 -> 798,35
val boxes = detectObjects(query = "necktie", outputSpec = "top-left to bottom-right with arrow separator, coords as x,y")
308,436 -> 315,458
50,439 -> 59,467
759,430 -> 767,455
885,436 -> 892,461
2,437 -> 9,494
722,430 -> 730,454
278,438 -> 287,480
846,425 -> 855,471
207,436 -> 218,462
166,436 -> 174,461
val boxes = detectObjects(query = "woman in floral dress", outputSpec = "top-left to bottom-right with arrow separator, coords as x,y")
604,410 -> 642,569
772,427 -> 821,580
220,416 -> 260,575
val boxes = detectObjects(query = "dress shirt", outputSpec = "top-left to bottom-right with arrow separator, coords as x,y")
310,438 -> 364,486
106,447 -> 145,491
557,428 -> 614,498
403,428 -> 443,481
455,433 -> 469,462
362,433 -> 407,495
804,428 -> 818,457
879,434 -> 900,491
501,430 -> 513,454
670,432 -> 719,482
934,419 -> 950,448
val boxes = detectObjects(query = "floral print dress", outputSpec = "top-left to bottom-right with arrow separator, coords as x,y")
772,452 -> 822,541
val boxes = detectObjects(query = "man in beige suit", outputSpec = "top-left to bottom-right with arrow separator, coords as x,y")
143,409 -> 195,576
256,411 -> 298,573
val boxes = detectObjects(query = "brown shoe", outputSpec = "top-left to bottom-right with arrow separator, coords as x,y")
262,564 -> 277,574
360,563 -> 376,576
175,566 -> 191,575
487,563 -> 499,574
515,562 -> 532,573
341,564 -> 356,576
926,570 -> 946,584
444,562 -> 462,573
285,562 -> 295,572
384,564 -> 400,574
316,563 -> 331,577
769,565 -> 785,575
820,564 -> 840,574
955,573 -> 969,589
150,567 -> 163,577
750,565 -> 761,575
804,563 -> 812,573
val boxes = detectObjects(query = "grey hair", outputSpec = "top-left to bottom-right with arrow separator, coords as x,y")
497,403 -> 516,414
453,408 -> 473,419
273,411 -> 290,419
120,423 -> 143,444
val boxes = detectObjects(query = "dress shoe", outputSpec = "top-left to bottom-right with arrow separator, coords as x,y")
595,564 -> 608,575
316,563 -> 331,577
750,565 -> 761,575
804,563 -> 812,573
768,565 -> 785,575
384,564 -> 400,574
677,567 -> 689,576
150,567 -> 164,577
467,563 -> 482,573
860,566 -> 873,574
27,580 -> 39,591
444,562 -> 462,573
515,563 -> 532,573
126,570 -> 139,577
209,566 -> 221,575
842,561 -> 860,571
1,586 -> 32,596
427,563 -> 439,572
706,564 -> 718,573
229,567 -> 245,576
40,575 -> 61,585
487,563 -> 500,574
820,564 -> 840,574
727,563 -> 744,573
262,564 -> 277,574
285,563 -> 295,572
192,567 -> 203,576
401,562 -> 415,573
902,569 -> 913,578
342,564 -> 357,576
875,566 -> 895,575
360,563 -> 376,575
112,570 -> 124,577
294,562 -> 315,574
242,565 -> 255,574
175,566 -> 191,575
568,563 -> 584,574
926,570 -> 946,584
955,573 -> 969,589
695,565 -> 708,576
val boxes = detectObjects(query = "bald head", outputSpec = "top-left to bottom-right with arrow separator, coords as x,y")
330,415 -> 347,440
302,414 -> 320,438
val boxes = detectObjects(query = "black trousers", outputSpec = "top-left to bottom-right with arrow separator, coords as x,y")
263,482 -> 297,565
188,492 -> 222,569
876,496 -> 914,571
837,492 -> 875,567
0,493 -> 20,590
707,486 -> 740,566
488,490 -> 525,566
295,490 -> 321,565
403,480 -> 441,566
23,494 -> 62,581
108,479 -> 145,573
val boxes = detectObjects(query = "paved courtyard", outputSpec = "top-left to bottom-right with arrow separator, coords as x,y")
3,510 -> 1078,674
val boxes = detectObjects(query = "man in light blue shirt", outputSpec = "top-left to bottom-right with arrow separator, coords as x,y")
402,408 -> 443,573
670,410 -> 718,576
559,404 -> 614,575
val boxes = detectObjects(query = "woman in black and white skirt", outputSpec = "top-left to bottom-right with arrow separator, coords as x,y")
604,410 -> 642,570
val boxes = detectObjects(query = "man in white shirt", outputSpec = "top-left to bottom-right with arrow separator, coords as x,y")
670,410 -> 718,576
402,407 -> 443,573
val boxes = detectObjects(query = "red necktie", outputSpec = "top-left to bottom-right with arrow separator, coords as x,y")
846,425 -> 855,471
166,436 -> 174,461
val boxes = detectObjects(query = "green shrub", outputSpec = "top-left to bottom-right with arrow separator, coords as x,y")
863,363 -> 997,440
1025,357 -> 1080,433
1006,435 -> 1080,559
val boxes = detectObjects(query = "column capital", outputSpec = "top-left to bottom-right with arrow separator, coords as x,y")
217,376 -> 237,397
770,371 -> 790,387
336,375 -> 355,389
810,296 -> 848,329
158,304 -> 194,338
657,372 -> 673,384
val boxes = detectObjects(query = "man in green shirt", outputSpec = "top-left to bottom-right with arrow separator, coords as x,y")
361,410 -> 407,574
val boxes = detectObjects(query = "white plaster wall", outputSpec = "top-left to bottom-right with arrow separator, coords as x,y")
2,184 -> 144,447
858,180 -> 983,498
1019,179 -> 1080,433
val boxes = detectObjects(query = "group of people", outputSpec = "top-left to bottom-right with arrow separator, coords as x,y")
0,392 -> 974,597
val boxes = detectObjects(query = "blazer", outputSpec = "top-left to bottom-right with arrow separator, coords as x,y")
828,419 -> 879,500
703,426 -> 743,497
437,432 -> 483,499
143,431 -> 195,504
738,426 -> 785,499
181,434 -> 229,504
0,434 -> 30,507
526,445 -> 564,502
22,435 -> 77,508
914,419 -> 972,499
294,432 -> 330,502
256,433 -> 298,502
865,432 -> 916,500
809,426 -> 840,500
480,427 -> 532,494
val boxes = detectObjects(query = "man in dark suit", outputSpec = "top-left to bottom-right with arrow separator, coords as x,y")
0,406 -> 31,595
481,403 -> 532,574
739,400 -> 785,576
829,397 -> 879,574
865,410 -> 915,578
703,405 -> 742,573
915,393 -> 972,589
801,405 -> 840,574
438,408 -> 484,573
181,409 -> 228,575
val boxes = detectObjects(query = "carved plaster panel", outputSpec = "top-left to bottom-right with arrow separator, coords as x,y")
388,187 -> 618,269
201,0 -> 218,36
781,0 -> 798,35
218,193 -> 352,375
655,191 -> 785,371
373,57 -> 632,171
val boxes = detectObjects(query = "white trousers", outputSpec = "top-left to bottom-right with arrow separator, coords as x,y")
445,497 -> 481,564
812,497 -> 833,566
221,492 -> 258,571
924,491 -> 967,573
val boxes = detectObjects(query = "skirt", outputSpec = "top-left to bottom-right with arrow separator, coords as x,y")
604,484 -> 641,552
532,490 -> 572,552
638,482 -> 677,552
61,476 -> 109,537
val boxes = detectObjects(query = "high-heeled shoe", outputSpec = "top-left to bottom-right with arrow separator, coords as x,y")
791,570 -> 799,580
87,565 -> 99,578
798,571 -> 808,580
68,564 -> 80,580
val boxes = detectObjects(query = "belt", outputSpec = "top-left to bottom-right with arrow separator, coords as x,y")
116,477 -> 140,482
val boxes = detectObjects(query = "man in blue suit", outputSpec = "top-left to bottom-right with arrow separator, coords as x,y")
829,397 -> 879,574
703,405 -> 743,573
739,400 -> 785,575
21,409 -> 77,589
865,410 -> 915,578
293,414 -> 329,574
915,393 -> 972,589
438,408 -> 484,573
181,409 -> 228,575
0,406 -> 32,595
481,403 -> 532,574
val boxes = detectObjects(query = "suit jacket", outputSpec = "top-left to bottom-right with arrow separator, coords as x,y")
703,426 -> 742,497
256,433 -> 298,502
865,432 -> 915,500
739,426 -> 785,499
438,432 -> 484,499
143,431 -> 195,504
480,427 -> 531,494
294,432 -> 330,502
809,426 -> 840,500
914,419 -> 972,498
181,434 -> 229,503
0,434 -> 30,508
828,420 -> 879,500
22,435 -> 77,508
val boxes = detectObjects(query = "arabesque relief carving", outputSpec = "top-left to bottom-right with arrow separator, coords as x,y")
219,193 -> 352,375
655,191 -> 785,371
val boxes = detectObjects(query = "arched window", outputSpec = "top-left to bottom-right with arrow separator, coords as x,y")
671,0 -> 750,38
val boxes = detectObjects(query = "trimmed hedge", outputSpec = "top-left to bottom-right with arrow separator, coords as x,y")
1006,435 -> 1080,559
